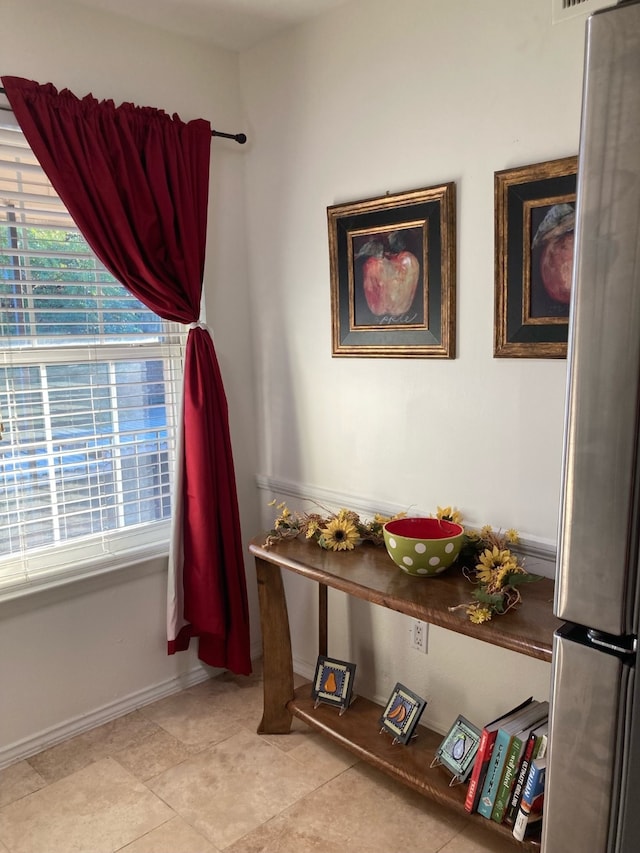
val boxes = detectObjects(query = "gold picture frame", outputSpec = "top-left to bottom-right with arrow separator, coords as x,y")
328,184 -> 456,358
494,156 -> 577,358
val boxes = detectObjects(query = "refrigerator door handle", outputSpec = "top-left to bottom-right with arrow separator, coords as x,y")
587,629 -> 638,656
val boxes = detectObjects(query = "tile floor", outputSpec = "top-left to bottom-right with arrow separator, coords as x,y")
0,666 -> 518,853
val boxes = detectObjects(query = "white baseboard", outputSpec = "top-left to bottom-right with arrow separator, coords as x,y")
0,665 -> 211,771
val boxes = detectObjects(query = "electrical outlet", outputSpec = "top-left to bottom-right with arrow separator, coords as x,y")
410,619 -> 428,653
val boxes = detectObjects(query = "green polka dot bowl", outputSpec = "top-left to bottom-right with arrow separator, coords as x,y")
383,517 -> 464,577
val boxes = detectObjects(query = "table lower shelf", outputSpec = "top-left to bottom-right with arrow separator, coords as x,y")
287,683 -> 540,850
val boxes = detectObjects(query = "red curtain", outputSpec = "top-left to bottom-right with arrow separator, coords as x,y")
2,76 -> 251,675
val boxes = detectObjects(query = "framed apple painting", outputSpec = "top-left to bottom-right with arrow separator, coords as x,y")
494,156 -> 577,358
327,183 -> 456,358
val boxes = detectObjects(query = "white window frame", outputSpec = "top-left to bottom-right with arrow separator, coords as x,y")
0,100 -> 185,601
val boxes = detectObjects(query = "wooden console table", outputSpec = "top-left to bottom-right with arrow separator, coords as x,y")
249,534 -> 561,849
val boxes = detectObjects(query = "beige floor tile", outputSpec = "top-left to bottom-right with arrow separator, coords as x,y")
440,821 -> 521,853
186,675 -> 265,732
186,676 -> 246,701
225,812 -> 344,853
113,728 -> 199,781
257,716 -> 314,752
138,691 -> 239,748
286,731 -> 359,781
27,712 -> 161,783
117,816 -> 220,853
0,757 -> 173,853
0,761 -> 46,808
225,762 -> 467,853
147,729 -> 321,850
186,664 -> 308,736
186,662 -> 263,699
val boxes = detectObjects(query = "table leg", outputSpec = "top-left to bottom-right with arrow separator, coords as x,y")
255,556 -> 294,734
319,583 -> 328,657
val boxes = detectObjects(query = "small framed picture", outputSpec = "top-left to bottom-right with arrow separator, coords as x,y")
311,656 -> 356,713
379,682 -> 427,745
494,156 -> 577,358
433,715 -> 481,782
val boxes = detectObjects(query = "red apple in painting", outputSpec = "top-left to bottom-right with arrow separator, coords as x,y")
533,203 -> 575,305
362,250 -> 420,316
539,231 -> 574,304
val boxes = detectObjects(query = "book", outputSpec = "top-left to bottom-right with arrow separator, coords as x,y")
506,720 -> 549,824
477,699 -> 547,819
491,708 -> 548,824
464,697 -> 534,814
512,757 -> 547,841
534,722 -> 550,760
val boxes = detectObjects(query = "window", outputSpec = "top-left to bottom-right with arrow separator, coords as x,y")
0,106 -> 185,598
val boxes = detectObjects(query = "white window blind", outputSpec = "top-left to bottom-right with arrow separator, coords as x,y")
0,107 -> 185,598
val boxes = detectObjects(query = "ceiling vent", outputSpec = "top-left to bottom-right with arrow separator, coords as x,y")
553,0 -> 616,24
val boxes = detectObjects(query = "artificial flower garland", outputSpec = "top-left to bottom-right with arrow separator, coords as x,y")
263,499 -> 406,550
264,501 -> 539,622
447,517 -> 539,624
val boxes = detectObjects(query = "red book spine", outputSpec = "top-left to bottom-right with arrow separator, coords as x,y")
465,729 -> 498,813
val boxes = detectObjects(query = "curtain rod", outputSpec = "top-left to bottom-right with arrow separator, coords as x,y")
0,86 -> 247,143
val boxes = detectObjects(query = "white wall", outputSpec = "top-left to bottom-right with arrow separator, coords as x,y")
240,0 -> 587,732
0,0 -> 591,760
0,0 -> 261,763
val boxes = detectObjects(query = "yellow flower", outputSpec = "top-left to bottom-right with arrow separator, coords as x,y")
305,519 -> 321,538
320,517 -> 360,551
337,508 -> 360,526
475,546 -> 518,585
374,511 -> 407,525
505,528 -> 520,544
467,604 -> 493,624
486,563 -> 524,593
436,506 -> 463,524
480,525 -> 493,538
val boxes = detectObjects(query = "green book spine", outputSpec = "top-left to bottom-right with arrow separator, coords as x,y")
491,732 -> 526,823
506,731 -> 537,824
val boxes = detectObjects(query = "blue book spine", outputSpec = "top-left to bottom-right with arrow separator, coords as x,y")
512,758 -> 547,841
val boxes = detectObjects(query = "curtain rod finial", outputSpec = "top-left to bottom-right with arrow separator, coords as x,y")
211,129 -> 247,144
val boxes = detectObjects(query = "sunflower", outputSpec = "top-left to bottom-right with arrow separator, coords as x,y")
304,516 -> 322,539
467,604 -> 493,624
320,516 -> 360,551
436,505 -> 463,525
505,528 -> 520,544
475,546 -> 519,586
274,504 -> 294,529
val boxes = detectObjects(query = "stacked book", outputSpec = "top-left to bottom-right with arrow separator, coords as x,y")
464,697 -> 549,840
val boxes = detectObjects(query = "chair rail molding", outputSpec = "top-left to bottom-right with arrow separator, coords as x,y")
255,473 -> 557,579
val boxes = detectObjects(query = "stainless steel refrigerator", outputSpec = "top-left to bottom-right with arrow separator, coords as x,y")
541,2 -> 640,851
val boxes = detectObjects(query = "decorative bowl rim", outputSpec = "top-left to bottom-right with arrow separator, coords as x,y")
382,516 -> 464,540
